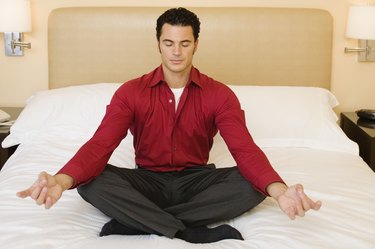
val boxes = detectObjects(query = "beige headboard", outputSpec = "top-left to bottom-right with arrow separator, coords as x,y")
48,7 -> 333,89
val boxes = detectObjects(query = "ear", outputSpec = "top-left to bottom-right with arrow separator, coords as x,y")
193,39 -> 199,54
157,41 -> 161,54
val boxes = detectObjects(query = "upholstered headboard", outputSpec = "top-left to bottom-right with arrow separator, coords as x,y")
48,7 -> 333,89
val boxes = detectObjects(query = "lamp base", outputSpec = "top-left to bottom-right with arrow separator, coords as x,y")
4,32 -> 24,56
358,40 -> 375,62
345,40 -> 375,62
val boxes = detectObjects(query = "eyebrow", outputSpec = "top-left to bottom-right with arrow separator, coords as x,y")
162,39 -> 192,43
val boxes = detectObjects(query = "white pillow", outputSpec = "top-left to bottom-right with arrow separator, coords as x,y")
2,84 -> 358,158
2,83 -> 121,148
227,85 -> 358,155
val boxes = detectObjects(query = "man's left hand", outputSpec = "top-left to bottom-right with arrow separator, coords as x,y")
267,182 -> 322,219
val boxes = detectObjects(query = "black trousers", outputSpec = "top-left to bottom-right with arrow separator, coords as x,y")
77,164 -> 266,238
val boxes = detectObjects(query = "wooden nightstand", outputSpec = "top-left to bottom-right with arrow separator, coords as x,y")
0,107 -> 23,170
340,112 -> 375,172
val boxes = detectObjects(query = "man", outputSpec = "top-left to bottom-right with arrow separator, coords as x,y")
17,7 -> 321,244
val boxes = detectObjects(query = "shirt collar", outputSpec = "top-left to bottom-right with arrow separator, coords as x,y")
148,65 -> 203,88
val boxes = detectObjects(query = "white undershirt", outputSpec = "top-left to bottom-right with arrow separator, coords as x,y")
170,87 -> 184,111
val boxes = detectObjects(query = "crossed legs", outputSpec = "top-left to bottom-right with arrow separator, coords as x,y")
77,164 -> 266,243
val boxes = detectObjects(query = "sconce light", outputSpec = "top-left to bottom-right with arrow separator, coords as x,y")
0,0 -> 32,56
344,5 -> 375,62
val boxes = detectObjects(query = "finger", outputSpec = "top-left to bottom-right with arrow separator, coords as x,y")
313,200 -> 322,210
30,183 -> 43,200
36,187 -> 48,205
297,189 -> 313,211
17,172 -> 49,199
45,196 -> 54,209
16,189 -> 32,198
295,184 -> 304,195
285,207 -> 296,220
296,202 -> 305,217
297,188 -> 322,211
30,172 -> 50,199
38,172 -> 48,186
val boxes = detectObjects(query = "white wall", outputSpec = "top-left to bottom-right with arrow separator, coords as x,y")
0,0 -> 374,114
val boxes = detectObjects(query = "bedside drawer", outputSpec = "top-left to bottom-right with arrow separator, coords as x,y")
341,112 -> 375,172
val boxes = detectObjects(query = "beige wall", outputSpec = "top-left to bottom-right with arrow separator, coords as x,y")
0,0 -> 374,114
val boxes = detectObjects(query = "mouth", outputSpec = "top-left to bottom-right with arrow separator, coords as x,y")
170,59 -> 184,64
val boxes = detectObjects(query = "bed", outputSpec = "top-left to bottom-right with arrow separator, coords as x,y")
1,7 -> 375,249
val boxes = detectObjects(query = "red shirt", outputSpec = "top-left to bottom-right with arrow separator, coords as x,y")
58,65 -> 283,195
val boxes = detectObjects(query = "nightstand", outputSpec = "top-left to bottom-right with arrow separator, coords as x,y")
340,112 -> 375,172
0,107 -> 23,170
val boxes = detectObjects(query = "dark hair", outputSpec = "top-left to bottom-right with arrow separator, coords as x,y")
156,7 -> 200,41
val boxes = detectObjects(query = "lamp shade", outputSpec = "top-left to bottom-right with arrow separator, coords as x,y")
346,5 -> 375,40
0,0 -> 31,32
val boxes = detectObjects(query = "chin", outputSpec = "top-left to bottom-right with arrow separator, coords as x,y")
168,65 -> 188,73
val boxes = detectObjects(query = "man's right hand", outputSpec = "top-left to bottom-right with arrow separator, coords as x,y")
16,172 -> 74,209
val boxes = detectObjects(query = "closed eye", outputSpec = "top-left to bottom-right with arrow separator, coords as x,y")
163,41 -> 173,47
181,41 -> 191,47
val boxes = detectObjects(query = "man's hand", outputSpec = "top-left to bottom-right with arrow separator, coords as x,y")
267,182 -> 322,220
16,172 -> 73,209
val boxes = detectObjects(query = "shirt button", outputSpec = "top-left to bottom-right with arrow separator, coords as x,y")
169,99 -> 173,103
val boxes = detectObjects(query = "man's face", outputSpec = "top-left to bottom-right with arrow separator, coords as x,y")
158,23 -> 198,76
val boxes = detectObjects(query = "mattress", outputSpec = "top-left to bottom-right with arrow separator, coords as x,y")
1,83 -> 374,248
1,142 -> 374,249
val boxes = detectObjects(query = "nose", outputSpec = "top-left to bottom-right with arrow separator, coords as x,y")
173,44 -> 182,56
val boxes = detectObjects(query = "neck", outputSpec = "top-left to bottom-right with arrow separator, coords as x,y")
163,65 -> 192,88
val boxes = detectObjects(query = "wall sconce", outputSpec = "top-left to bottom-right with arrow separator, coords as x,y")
0,0 -> 32,56
344,5 -> 375,62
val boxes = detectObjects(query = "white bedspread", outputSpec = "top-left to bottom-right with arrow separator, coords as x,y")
1,138 -> 374,249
